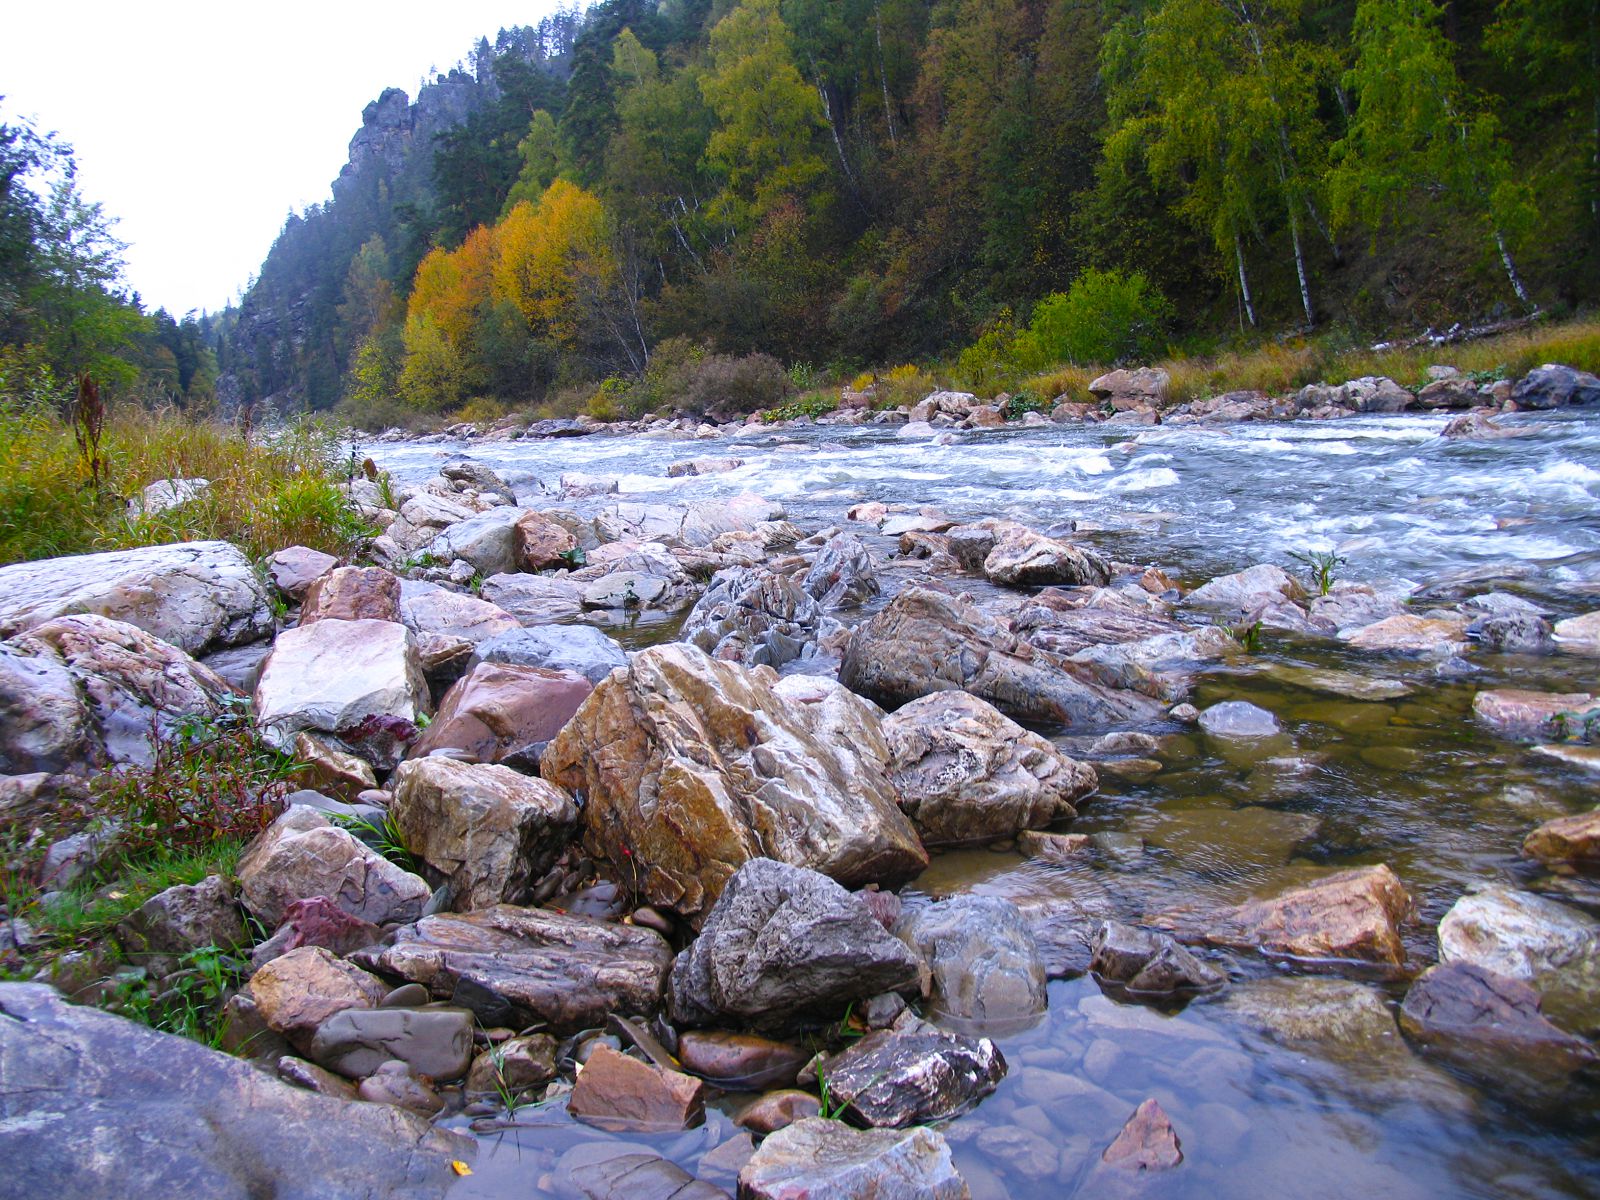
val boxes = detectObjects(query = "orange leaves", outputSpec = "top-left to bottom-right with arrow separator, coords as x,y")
491,180 -> 616,341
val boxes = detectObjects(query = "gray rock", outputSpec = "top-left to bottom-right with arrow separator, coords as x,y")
559,1142 -> 730,1200
426,506 -> 526,577
128,477 -> 209,517
681,565 -> 824,669
468,624 -> 626,683
1088,921 -> 1225,997
265,545 -> 339,602
897,896 -> 1046,1031
817,1016 -> 1006,1127
114,875 -> 246,976
668,859 -> 924,1030
801,532 -> 879,608
480,572 -> 586,623
738,1117 -> 967,1200
1469,611 -> 1555,654
0,638 -> 92,773
840,587 -> 1164,728
0,982 -> 470,1199
0,540 -> 273,655
308,1006 -> 475,1080
400,584 -> 520,645
882,691 -> 1097,847
356,904 -> 673,1033
1186,564 -> 1304,620
983,528 -> 1111,588
1511,363 -> 1600,409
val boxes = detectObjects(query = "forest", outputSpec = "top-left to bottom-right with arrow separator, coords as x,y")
5,0 -> 1600,424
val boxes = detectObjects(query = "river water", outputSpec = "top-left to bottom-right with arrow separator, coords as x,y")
371,409 -> 1600,1200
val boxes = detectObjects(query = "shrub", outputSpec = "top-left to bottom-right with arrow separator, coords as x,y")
1016,268 -> 1173,369
954,312 -> 1023,393
454,396 -> 510,425
763,389 -> 839,422
636,339 -> 793,417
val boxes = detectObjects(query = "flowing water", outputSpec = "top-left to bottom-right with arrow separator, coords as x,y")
371,409 -> 1600,1199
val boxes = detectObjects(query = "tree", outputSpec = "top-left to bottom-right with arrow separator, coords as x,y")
501,111 -> 564,216
699,0 -> 830,231
1329,0 -> 1536,308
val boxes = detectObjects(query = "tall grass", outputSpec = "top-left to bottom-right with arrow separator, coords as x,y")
0,384 -> 373,566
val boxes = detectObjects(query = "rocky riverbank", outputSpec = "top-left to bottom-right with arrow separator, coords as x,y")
3,374 -> 1599,1199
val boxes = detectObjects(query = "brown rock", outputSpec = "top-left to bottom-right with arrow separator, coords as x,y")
982,528 -> 1111,588
1524,809 -> 1600,868
1102,1098 -> 1183,1170
541,644 -> 927,921
407,661 -> 592,765
246,945 -> 387,1044
301,566 -> 401,624
513,510 -> 579,572
465,1033 -> 559,1100
1017,831 -> 1091,860
1473,689 -> 1599,740
1163,864 -> 1410,967
277,1055 -> 359,1100
250,896 -> 385,970
1089,367 -> 1170,411
389,757 -> 579,910
291,731 -> 378,801
736,1089 -> 821,1134
357,1060 -> 444,1116
676,1030 -> 811,1090
1344,614 -> 1468,655
568,1044 -> 705,1132
267,546 -> 339,602
356,905 -> 673,1033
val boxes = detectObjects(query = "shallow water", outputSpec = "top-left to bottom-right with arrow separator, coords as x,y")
373,410 -> 1600,1199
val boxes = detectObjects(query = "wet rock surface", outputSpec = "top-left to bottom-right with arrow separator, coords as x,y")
896,895 -> 1047,1030
739,1117 -> 969,1200
817,1015 -> 1007,1126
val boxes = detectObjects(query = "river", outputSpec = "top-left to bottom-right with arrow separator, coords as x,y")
371,408 -> 1600,1200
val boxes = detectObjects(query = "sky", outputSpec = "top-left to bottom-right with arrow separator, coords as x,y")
1,2 -> 568,318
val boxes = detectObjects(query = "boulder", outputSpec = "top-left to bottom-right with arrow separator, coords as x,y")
1399,962 -> 1596,1095
266,546 -> 338,602
1415,377 -> 1481,409
480,571 -> 585,623
1511,363 -> 1600,409
881,692 -> 1097,846
1088,921 -> 1225,997
389,492 -> 477,552
559,1143 -> 727,1200
1340,376 -> 1414,413
513,510 -> 579,571
0,982 -> 470,1199
468,625 -> 626,685
541,645 -> 927,920
675,1031 -> 812,1089
595,494 -> 783,549
567,1043 -> 706,1132
389,758 -> 579,910
357,1061 -> 444,1116
896,896 -> 1046,1031
114,875 -> 246,976
1185,564 -> 1304,619
405,662 -> 593,766
0,540 -> 273,655
1441,409 -> 1515,439
1159,864 -> 1410,968
1344,613 -> 1469,656
680,565 -> 824,669
668,859 -> 924,1030
817,1016 -> 1006,1127
399,584 -> 520,645
300,566 -> 401,624
308,1006 -> 475,1081
840,587 -> 1165,727
128,477 -> 209,517
255,618 -> 430,767
1089,367 -> 1170,411
982,528 -> 1111,588
236,805 -> 431,929
668,456 -> 744,478
1473,689 -> 1599,740
738,1118 -> 968,1200
2,614 -> 236,770
1217,976 -> 1400,1052
1437,885 -> 1600,1034
1524,808 -> 1600,868
355,905 -> 673,1033
441,459 -> 514,497
1553,610 -> 1600,652
246,945 -> 388,1044
427,508 -> 529,577
802,532 -> 879,608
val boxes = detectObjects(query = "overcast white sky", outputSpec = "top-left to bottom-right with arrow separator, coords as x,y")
1,2 -> 567,318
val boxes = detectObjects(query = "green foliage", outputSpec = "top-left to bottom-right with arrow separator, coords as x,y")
330,811 -> 423,876
1288,548 -> 1346,596
1015,269 -> 1173,369
112,944 -> 248,1048
764,389 -> 838,421
1001,390 -> 1051,420
954,312 -> 1022,393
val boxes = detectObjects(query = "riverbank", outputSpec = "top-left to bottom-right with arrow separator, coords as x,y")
2,367 -> 1599,1198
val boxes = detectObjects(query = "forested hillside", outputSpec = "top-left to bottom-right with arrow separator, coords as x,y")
225,0 -> 1600,423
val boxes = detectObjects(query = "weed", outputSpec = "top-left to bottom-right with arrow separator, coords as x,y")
331,811 -> 423,876
1001,390 -> 1052,421
111,943 -> 247,1048
557,546 -> 586,570
816,1059 -> 850,1120
1289,549 -> 1347,597
764,390 -> 839,422
1235,620 -> 1265,653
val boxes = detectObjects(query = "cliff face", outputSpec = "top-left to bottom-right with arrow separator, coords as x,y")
224,26 -> 570,414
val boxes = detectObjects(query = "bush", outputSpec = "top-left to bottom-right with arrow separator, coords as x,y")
1015,268 -> 1173,369
454,396 -> 510,425
635,339 -> 793,418
954,312 -> 1023,393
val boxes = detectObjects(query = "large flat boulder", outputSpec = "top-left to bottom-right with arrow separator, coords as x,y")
882,691 -> 1096,846
0,540 -> 273,655
0,982 -> 470,1200
468,625 -> 626,684
254,618 -> 431,767
389,758 -> 579,910
738,1118 -> 967,1200
541,645 -> 927,921
840,586 -> 1163,727
668,859 -> 924,1030
355,905 -> 673,1033
2,614 -> 237,770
